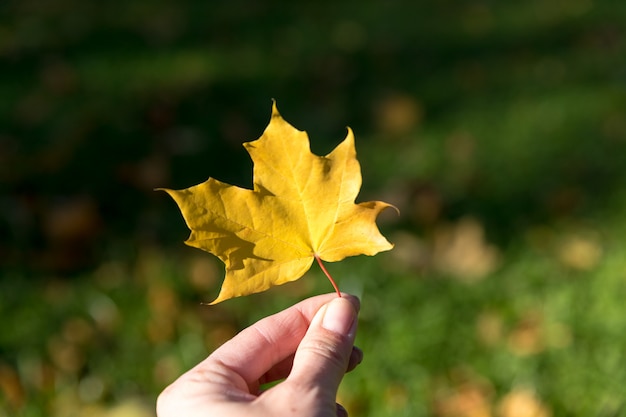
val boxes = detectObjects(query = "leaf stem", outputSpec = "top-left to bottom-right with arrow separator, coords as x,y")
314,254 -> 342,298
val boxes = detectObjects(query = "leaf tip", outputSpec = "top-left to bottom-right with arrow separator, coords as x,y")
154,187 -> 174,196
270,99 -> 281,119
387,203 -> 401,217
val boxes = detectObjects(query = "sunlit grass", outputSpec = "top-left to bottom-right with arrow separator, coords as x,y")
3,208 -> 625,416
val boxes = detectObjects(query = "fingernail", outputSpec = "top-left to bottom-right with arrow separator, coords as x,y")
322,298 -> 356,335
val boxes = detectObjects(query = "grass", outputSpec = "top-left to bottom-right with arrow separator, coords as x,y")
3,214 -> 625,416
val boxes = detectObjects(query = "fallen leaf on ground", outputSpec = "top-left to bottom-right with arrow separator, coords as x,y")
434,382 -> 493,417
497,388 -> 551,417
432,217 -> 499,282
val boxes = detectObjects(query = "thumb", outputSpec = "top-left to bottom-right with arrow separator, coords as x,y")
287,296 -> 359,396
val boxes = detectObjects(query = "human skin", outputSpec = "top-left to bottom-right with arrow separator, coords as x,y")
156,293 -> 362,417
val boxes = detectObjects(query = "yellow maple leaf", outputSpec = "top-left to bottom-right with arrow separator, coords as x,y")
160,102 -> 394,303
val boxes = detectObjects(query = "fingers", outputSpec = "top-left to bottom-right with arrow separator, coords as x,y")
259,345 -> 363,386
193,293 -> 358,392
158,294 -> 361,417
346,345 -> 364,372
286,297 -> 359,397
337,403 -> 349,417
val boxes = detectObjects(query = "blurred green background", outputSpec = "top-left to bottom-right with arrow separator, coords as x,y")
2,1 -> 626,416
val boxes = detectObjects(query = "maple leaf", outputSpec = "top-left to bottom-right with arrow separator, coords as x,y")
160,102 -> 394,304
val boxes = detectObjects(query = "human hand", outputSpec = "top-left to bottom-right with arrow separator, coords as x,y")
156,293 -> 362,417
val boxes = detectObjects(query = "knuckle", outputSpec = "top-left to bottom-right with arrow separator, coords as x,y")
300,335 -> 349,369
